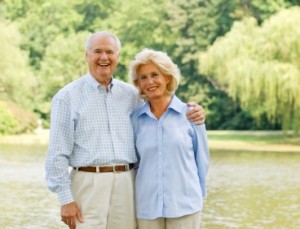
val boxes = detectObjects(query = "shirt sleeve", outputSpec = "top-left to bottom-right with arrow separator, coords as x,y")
192,123 -> 210,197
45,96 -> 75,205
130,110 -> 140,170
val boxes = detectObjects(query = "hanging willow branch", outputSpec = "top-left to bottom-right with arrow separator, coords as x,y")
199,7 -> 300,133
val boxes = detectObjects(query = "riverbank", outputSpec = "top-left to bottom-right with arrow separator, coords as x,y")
0,129 -> 50,145
0,129 -> 300,152
208,130 -> 300,152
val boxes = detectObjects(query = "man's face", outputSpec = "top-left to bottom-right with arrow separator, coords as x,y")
86,35 -> 120,84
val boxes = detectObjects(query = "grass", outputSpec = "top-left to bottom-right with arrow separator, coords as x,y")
207,130 -> 300,152
208,131 -> 300,146
0,129 -> 49,145
0,129 -> 300,152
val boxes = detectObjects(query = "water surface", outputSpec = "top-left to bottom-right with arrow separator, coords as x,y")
0,145 -> 299,228
202,150 -> 300,229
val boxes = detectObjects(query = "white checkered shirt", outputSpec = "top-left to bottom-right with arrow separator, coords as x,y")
45,73 -> 142,205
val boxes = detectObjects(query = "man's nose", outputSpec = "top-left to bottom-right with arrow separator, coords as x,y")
100,52 -> 108,59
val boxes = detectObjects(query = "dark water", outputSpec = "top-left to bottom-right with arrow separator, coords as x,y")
0,145 -> 299,229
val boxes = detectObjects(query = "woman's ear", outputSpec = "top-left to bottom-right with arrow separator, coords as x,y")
165,75 -> 172,84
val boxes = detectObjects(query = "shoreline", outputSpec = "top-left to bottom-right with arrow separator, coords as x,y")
1,129 -> 300,153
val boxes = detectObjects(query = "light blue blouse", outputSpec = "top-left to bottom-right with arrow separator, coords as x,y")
131,95 -> 210,220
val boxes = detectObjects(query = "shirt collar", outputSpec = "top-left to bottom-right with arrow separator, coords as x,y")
136,95 -> 185,118
86,73 -> 115,93
168,95 -> 185,114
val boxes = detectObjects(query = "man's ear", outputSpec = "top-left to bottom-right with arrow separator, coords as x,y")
85,51 -> 88,62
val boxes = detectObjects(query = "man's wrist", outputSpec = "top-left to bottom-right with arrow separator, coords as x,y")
58,188 -> 74,205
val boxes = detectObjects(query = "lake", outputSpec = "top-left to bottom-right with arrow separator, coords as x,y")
0,144 -> 299,229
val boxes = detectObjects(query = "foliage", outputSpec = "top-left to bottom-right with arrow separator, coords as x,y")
200,7 -> 300,132
72,0 -> 116,32
166,0 -> 298,130
0,20 -> 36,109
0,100 -> 37,135
39,32 -> 89,101
2,0 -> 83,68
0,101 -> 18,135
102,0 -> 174,81
1,0 -> 300,134
35,32 -> 90,126
0,18 -> 38,135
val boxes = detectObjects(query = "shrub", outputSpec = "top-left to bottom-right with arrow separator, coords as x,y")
0,100 -> 37,135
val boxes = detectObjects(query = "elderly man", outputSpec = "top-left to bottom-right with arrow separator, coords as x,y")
45,31 -> 205,229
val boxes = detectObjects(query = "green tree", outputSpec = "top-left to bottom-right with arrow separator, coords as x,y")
2,0 -> 83,69
100,0 -> 174,81
0,20 -> 36,108
0,20 -> 37,134
72,0 -> 116,32
200,7 -> 300,132
37,32 -> 90,126
167,0 -> 299,130
39,32 -> 89,101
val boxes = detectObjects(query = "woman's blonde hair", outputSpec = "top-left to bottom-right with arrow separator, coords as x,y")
129,49 -> 180,100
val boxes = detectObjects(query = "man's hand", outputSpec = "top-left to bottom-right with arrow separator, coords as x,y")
186,102 -> 205,125
61,202 -> 84,229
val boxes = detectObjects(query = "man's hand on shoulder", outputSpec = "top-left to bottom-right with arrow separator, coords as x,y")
186,102 -> 205,125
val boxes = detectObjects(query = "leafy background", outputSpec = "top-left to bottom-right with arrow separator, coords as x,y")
0,0 -> 299,134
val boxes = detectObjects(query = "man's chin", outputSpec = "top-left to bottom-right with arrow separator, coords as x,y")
96,70 -> 112,78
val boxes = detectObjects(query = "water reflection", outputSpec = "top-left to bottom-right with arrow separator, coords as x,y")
0,144 -> 61,229
202,150 -> 300,229
0,145 -> 299,228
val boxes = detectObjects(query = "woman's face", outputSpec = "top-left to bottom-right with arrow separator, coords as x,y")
137,63 -> 170,101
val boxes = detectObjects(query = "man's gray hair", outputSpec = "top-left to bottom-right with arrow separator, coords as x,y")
85,31 -> 121,53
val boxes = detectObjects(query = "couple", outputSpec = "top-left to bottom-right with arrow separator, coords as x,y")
45,31 -> 209,229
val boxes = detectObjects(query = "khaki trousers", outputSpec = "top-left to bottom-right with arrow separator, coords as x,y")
137,211 -> 201,229
70,168 -> 136,229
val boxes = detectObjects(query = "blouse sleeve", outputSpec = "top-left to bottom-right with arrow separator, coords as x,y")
192,123 -> 210,197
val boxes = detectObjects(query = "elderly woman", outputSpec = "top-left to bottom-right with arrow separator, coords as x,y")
129,49 -> 210,229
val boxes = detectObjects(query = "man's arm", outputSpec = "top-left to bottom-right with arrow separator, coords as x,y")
46,97 -> 83,228
45,98 -> 75,204
186,102 -> 206,125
